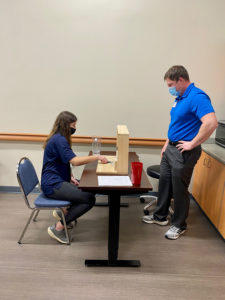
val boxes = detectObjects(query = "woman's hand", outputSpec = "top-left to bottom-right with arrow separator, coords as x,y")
71,176 -> 79,186
97,155 -> 108,164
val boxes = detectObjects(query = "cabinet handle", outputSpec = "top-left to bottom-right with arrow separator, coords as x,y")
207,159 -> 211,168
203,158 -> 207,166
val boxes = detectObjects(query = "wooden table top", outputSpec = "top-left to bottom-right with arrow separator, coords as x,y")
79,151 -> 152,194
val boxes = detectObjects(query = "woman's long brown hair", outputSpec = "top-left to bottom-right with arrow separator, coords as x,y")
43,111 -> 77,148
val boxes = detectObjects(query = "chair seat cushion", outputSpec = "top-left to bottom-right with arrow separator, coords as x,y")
34,193 -> 71,208
146,165 -> 160,179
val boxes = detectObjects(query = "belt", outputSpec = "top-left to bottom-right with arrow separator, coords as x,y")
169,140 -> 180,146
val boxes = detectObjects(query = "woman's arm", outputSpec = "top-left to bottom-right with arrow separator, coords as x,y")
70,154 -> 108,166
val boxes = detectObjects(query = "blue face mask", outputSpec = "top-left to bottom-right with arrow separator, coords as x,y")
169,86 -> 180,97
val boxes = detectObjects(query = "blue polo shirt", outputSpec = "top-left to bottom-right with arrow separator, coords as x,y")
41,133 -> 76,196
168,83 -> 215,142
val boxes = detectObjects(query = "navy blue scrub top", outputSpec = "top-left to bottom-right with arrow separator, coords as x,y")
41,133 -> 76,196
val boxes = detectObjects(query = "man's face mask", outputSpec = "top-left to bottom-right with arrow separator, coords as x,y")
169,86 -> 180,97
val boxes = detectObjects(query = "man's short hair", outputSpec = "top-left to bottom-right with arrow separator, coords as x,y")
164,65 -> 190,81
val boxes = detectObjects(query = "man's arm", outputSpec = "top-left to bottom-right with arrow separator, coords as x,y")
177,112 -> 218,152
161,138 -> 169,158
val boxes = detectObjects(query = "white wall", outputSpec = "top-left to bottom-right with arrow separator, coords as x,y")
0,0 -> 225,186
1,0 -> 225,137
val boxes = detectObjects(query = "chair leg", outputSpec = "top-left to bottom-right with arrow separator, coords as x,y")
140,195 -> 153,203
18,209 -> 37,244
143,196 -> 174,216
59,208 -> 70,245
169,206 -> 174,216
143,196 -> 157,215
33,209 -> 40,222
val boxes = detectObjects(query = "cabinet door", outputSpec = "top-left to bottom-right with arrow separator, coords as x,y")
192,151 -> 225,228
218,187 -> 225,239
202,155 -> 224,227
192,152 -> 208,209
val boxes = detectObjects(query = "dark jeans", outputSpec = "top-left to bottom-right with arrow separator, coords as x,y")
48,182 -> 96,225
154,144 -> 202,229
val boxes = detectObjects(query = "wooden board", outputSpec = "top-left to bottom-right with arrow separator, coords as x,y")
96,125 -> 129,175
96,156 -> 118,174
116,125 -> 129,174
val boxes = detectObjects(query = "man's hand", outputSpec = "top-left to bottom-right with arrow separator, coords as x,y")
70,177 -> 79,186
161,139 -> 169,158
176,141 -> 194,153
161,144 -> 167,158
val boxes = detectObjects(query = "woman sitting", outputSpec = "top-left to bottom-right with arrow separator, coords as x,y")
41,111 -> 108,243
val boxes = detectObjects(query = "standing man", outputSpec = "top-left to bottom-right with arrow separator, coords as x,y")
143,65 -> 217,239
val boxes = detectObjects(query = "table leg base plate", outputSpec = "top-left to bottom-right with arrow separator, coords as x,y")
95,202 -> 128,207
85,259 -> 140,267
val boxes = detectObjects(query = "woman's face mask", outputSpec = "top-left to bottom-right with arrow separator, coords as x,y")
70,121 -> 77,135
70,127 -> 76,135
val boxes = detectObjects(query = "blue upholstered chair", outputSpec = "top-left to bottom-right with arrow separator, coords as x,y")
16,157 -> 71,244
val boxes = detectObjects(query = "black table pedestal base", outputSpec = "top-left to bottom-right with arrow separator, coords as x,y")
85,259 -> 140,267
95,202 -> 128,207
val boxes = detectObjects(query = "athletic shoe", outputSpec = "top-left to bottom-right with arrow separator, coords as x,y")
47,224 -> 68,244
165,225 -> 186,240
53,209 -> 74,229
53,209 -> 63,221
142,214 -> 168,225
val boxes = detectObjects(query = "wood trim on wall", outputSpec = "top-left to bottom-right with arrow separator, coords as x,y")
0,133 -> 165,146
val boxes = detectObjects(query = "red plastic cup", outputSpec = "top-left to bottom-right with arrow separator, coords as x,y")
131,162 -> 143,185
